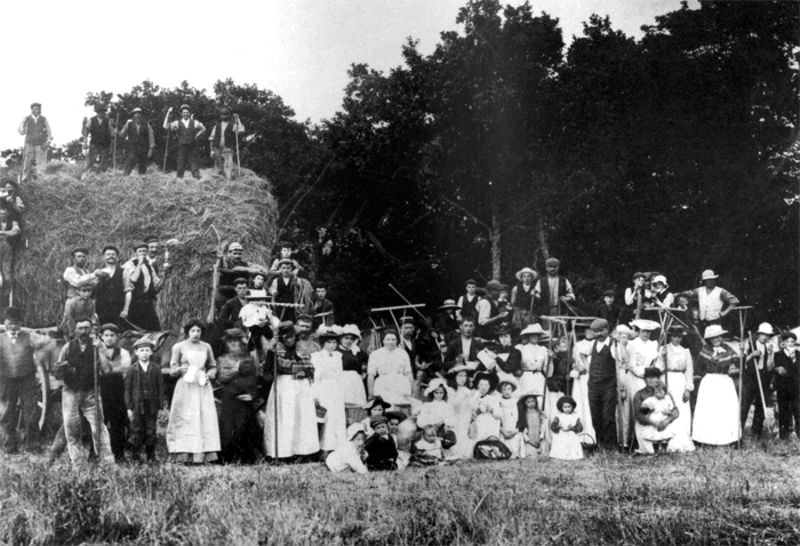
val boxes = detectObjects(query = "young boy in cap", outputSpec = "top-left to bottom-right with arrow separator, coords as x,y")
98,323 -> 131,462
163,104 -> 206,179
364,415 -> 398,470
311,282 -> 335,328
124,337 -> 164,462
594,289 -> 620,328
533,257 -> 575,320
216,277 -> 249,331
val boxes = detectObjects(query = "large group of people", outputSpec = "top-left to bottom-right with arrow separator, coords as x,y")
0,230 -> 795,475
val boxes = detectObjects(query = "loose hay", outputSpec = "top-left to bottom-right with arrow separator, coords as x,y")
10,162 -> 278,328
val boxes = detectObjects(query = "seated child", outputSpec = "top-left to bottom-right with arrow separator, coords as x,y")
326,423 -> 368,474
361,396 -> 391,437
639,381 -> 677,443
410,421 -> 444,467
386,410 -> 412,470
364,416 -> 398,471
549,396 -> 584,461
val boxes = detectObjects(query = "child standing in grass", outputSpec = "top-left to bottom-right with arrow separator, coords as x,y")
326,423 -> 368,474
549,396 -> 583,460
517,394 -> 546,457
124,338 -> 164,463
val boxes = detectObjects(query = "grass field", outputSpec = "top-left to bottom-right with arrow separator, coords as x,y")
1,441 -> 800,546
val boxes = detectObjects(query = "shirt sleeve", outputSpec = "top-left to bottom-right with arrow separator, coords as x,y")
476,300 -> 490,325
720,288 -> 740,307
63,267 -> 97,289
563,279 -> 575,301
122,263 -> 136,292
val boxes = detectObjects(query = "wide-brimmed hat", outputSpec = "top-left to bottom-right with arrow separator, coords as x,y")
496,376 -> 518,392
364,397 -> 391,412
473,371 -> 499,391
703,324 -> 728,339
439,299 -> 459,310
222,328 -> 247,340
515,267 -> 538,282
651,274 -> 668,287
424,377 -> 449,397
446,362 -> 475,376
316,325 -> 341,342
631,319 -> 660,331
613,324 -> 634,338
245,289 -> 269,301
340,324 -> 362,339
520,323 -> 546,337
346,423 -> 366,441
700,269 -> 719,282
556,396 -> 576,413
757,322 -> 775,336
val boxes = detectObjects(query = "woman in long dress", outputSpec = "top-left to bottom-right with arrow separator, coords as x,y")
470,372 -> 503,442
366,330 -> 413,407
515,323 -> 550,407
446,364 -> 478,459
692,325 -> 740,446
613,325 -> 634,450
338,324 -> 368,425
570,328 -> 596,445
311,327 -> 347,454
166,319 -> 221,463
658,327 -> 695,452
264,324 -> 319,459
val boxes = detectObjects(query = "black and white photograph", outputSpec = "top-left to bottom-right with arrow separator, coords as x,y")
0,0 -> 797,544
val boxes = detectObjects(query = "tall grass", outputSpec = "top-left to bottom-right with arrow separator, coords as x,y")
0,447 -> 799,545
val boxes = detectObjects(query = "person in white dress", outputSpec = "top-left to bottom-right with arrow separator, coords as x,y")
549,396 -> 584,460
613,324 -> 634,450
338,324 -> 368,422
166,319 -> 221,464
570,327 -> 596,446
446,363 -> 478,459
692,325 -> 740,446
415,377 -> 457,451
639,382 -> 677,443
632,368 -> 679,453
515,323 -> 551,407
624,319 -> 660,446
366,330 -> 413,406
311,326 -> 347,454
657,327 -> 695,452
470,372 -> 502,442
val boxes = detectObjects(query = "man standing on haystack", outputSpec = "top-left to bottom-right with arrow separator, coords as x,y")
63,247 -> 105,300
208,107 -> 245,180
94,245 -> 126,328
17,102 -> 52,180
118,108 -> 155,176
82,103 -> 114,172
164,104 -> 206,179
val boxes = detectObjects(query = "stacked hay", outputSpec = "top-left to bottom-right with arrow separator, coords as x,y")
12,162 -> 278,328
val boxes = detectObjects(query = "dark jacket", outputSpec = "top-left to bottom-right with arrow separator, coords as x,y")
124,361 -> 164,415
443,337 -> 484,372
773,350 -> 799,394
364,434 -> 398,471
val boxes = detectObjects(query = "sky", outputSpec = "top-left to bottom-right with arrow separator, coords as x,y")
1,0 -> 699,150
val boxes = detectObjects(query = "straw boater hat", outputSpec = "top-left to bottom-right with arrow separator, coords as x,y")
520,323 -> 546,337
703,324 -> 728,339
316,325 -> 341,343
446,362 -> 475,376
651,274 -> 668,287
756,322 -> 774,336
631,319 -> 660,331
439,299 -> 460,310
424,377 -> 449,397
700,269 -> 719,282
340,324 -> 362,339
515,267 -> 538,282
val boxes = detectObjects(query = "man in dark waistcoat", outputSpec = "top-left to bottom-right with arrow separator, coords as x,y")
0,307 -> 50,453
118,108 -> 155,175
587,318 -> 617,449
208,107 -> 245,180
17,102 -> 52,180
164,104 -> 206,179
82,103 -> 114,172
95,245 -> 125,327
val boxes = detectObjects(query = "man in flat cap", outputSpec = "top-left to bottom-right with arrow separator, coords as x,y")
18,102 -> 52,180
82,103 -> 115,172
118,108 -> 155,175
124,337 -> 163,462
163,104 -> 206,179
533,257 -> 575,320
208,106 -> 245,180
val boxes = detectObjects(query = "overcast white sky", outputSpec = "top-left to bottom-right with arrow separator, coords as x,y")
1,0 -> 698,149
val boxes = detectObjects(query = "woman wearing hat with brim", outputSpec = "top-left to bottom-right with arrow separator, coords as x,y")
656,326 -> 695,452
691,324 -> 740,446
511,267 -> 538,330
310,326 -> 347,455
515,323 -> 550,408
338,324 -> 368,423
416,377 -> 458,453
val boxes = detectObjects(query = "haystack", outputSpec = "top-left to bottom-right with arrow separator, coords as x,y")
11,162 -> 278,329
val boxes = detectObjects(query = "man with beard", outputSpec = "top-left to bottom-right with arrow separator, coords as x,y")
294,314 -> 320,359
97,323 -> 131,462
94,245 -> 125,327
121,242 -> 161,331
63,247 -> 105,300
54,318 -> 114,467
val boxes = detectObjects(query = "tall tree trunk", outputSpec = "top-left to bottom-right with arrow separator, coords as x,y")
537,217 -> 550,264
490,202 -> 501,280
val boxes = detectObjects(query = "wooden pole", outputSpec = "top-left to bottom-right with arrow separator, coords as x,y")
234,114 -> 241,179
